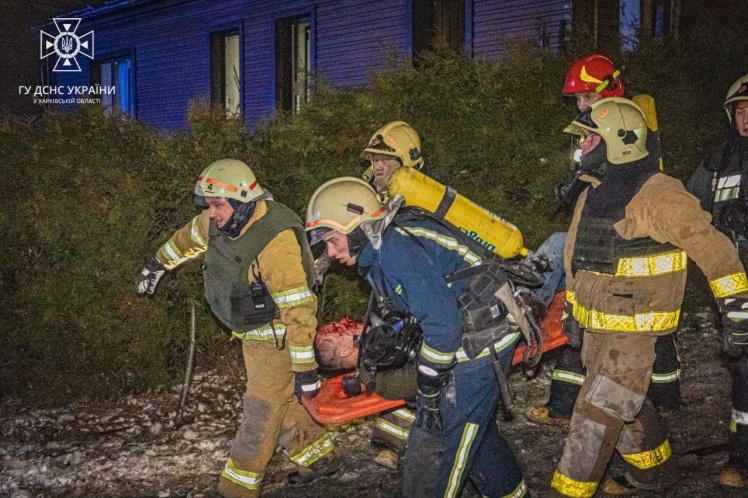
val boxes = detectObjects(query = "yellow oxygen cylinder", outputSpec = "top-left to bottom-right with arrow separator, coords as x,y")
632,94 -> 658,132
631,94 -> 663,170
387,167 -> 528,258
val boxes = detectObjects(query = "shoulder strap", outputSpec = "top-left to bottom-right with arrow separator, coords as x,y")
394,206 -> 495,260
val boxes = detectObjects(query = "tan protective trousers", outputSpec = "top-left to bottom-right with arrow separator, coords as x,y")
551,332 -> 674,498
217,341 -> 333,498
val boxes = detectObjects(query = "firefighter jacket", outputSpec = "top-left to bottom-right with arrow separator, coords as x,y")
356,215 -> 519,374
155,201 -> 319,372
565,159 -> 748,335
686,134 -> 748,251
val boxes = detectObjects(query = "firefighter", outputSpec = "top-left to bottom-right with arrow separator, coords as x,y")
686,73 -> 748,489
358,120 -> 566,469
360,120 -> 424,197
528,54 -> 682,427
135,159 -> 339,498
306,177 -> 529,497
359,120 -> 424,470
550,98 -> 748,497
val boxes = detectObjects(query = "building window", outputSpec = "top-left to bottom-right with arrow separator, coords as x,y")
651,0 -> 671,41
620,0 -> 641,51
275,16 -> 311,113
412,0 -> 465,56
210,30 -> 241,117
91,55 -> 134,116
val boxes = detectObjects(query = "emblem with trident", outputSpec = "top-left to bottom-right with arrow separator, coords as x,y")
40,18 -> 94,72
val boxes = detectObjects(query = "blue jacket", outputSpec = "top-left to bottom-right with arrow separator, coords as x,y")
357,215 -> 484,372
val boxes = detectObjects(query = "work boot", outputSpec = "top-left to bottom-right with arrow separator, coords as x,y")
285,452 -> 343,486
373,448 -> 399,470
601,475 -> 637,496
526,405 -> 570,427
719,464 -> 747,488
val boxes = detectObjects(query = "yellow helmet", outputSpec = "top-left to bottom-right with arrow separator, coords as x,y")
724,73 -> 748,123
194,159 -> 266,206
361,121 -> 423,181
305,177 -> 388,245
563,97 -> 649,164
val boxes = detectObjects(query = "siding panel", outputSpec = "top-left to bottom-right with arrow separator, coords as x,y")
473,0 -> 571,58
50,0 -> 574,131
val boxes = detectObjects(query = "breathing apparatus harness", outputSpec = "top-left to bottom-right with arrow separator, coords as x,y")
351,207 -> 545,407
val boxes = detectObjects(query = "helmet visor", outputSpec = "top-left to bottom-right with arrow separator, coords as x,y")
564,107 -> 599,136
360,133 -> 398,161
194,182 -> 226,206
308,227 -> 332,246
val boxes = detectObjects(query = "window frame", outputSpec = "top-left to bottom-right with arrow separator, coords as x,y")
90,50 -> 136,117
274,12 -> 314,113
210,28 -> 243,117
411,0 -> 466,58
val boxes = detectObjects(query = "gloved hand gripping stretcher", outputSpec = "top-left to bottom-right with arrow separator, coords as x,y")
304,292 -> 568,424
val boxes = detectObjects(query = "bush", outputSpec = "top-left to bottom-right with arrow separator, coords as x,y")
1,33 -> 746,405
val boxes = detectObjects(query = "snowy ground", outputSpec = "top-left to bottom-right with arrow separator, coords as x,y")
1,311 -> 746,498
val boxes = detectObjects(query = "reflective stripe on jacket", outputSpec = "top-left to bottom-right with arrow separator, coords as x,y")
156,202 -> 318,371
566,173 -> 748,334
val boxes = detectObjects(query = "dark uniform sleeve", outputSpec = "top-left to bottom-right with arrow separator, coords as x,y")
685,158 -> 716,212
379,236 -> 462,372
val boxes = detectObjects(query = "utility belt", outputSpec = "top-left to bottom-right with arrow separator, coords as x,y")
454,258 -> 511,359
449,258 -> 543,365
452,257 -> 544,414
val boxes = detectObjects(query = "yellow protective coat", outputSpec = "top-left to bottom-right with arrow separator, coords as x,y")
553,172 -> 748,497
155,201 -> 331,498
156,201 -> 319,371
565,173 -> 748,335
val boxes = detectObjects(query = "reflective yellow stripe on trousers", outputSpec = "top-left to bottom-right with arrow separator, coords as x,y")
550,470 -> 598,498
621,439 -> 672,469
221,457 -> 263,490
567,290 -> 680,332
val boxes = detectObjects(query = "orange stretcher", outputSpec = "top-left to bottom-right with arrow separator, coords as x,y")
303,291 -> 568,424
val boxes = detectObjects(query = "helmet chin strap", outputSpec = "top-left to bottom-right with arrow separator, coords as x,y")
580,140 -> 610,179
346,227 -> 368,259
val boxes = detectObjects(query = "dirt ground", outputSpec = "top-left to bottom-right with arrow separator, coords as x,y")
2,310 -> 747,498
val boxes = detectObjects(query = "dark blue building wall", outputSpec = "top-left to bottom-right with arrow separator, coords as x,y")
51,0 -> 570,132
315,0 -> 409,86
472,0 -> 571,58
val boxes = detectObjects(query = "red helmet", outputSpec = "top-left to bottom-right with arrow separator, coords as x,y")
563,54 -> 625,98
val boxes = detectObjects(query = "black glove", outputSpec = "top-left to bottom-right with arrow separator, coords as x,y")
719,297 -> 748,357
294,370 -> 322,402
554,171 -> 587,214
136,257 -> 165,295
413,364 -> 452,431
562,302 -> 583,349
